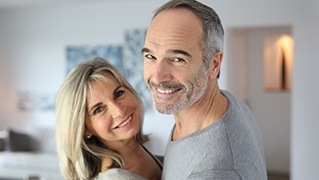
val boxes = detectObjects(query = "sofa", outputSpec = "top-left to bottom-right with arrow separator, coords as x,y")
0,126 -> 63,180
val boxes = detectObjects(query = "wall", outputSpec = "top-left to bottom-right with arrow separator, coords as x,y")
0,0 -> 318,179
227,27 -> 291,173
292,1 -> 319,179
210,1 -> 319,179
247,27 -> 291,173
0,0 -> 174,156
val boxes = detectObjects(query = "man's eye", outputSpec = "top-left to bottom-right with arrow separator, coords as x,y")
172,57 -> 184,62
145,54 -> 155,59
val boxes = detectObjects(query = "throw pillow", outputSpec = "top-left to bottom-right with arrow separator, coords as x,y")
8,129 -> 34,152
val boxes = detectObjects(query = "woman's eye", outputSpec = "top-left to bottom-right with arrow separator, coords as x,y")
93,106 -> 104,115
115,89 -> 125,99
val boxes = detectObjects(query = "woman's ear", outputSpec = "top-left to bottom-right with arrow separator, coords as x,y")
84,130 -> 93,139
209,51 -> 223,79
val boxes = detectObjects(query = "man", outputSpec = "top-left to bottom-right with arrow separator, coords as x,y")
142,0 -> 267,179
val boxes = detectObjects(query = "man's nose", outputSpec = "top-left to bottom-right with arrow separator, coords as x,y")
151,60 -> 171,85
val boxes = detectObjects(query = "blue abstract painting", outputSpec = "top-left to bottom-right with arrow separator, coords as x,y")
123,29 -> 152,110
66,45 -> 123,75
18,29 -> 152,112
65,29 -> 152,111
17,91 -> 55,111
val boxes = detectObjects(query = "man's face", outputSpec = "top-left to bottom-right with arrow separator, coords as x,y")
142,8 -> 209,114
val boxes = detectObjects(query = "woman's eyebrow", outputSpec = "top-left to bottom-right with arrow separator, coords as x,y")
88,102 -> 102,114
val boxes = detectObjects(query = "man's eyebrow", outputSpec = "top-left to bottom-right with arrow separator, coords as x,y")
169,49 -> 192,58
141,47 -> 151,54
141,48 -> 192,58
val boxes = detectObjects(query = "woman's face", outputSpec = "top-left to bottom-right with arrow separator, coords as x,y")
85,73 -> 141,148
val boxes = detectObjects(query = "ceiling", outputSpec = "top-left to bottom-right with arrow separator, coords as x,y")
0,0 -> 129,8
0,0 -> 61,8
0,0 -> 108,9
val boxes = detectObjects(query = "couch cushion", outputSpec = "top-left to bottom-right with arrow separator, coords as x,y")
27,127 -> 56,153
5,126 -> 56,153
8,129 -> 35,152
0,151 -> 62,179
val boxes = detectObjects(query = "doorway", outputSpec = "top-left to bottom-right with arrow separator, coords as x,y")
226,26 -> 291,174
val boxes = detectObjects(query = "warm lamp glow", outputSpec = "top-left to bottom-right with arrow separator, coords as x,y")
264,34 -> 293,91
280,35 -> 292,47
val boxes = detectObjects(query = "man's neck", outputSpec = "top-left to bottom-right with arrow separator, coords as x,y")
172,86 -> 228,141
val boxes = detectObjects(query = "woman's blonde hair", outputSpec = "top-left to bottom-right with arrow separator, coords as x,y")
55,57 -> 148,179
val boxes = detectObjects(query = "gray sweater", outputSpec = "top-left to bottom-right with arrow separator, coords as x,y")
95,168 -> 146,180
162,91 -> 267,180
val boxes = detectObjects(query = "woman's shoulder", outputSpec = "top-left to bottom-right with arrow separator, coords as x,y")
95,168 -> 147,180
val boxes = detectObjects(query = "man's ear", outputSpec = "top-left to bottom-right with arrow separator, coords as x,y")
209,51 -> 223,79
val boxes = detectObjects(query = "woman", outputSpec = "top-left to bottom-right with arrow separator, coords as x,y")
55,58 -> 162,179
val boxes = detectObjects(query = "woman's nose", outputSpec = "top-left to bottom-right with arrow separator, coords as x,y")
110,102 -> 126,119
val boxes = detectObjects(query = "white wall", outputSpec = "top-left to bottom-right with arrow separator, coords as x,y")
227,27 -> 292,173
291,1 -> 319,179
0,0 -> 318,179
0,0 -> 174,156
210,1 -> 319,179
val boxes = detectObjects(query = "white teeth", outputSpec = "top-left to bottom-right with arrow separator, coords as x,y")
157,88 -> 176,94
118,116 -> 132,128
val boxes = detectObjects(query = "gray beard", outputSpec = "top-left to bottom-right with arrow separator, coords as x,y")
154,69 -> 209,114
